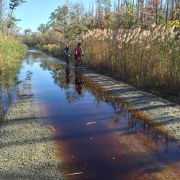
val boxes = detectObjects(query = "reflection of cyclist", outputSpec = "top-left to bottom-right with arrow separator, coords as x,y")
74,43 -> 83,67
75,75 -> 83,94
64,44 -> 71,66
65,67 -> 71,84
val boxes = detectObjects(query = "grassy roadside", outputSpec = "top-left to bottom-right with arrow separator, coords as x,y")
0,36 -> 27,68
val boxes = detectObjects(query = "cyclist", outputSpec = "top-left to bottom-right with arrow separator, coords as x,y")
74,43 -> 83,68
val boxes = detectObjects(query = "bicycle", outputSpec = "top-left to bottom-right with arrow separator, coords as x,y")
75,54 -> 84,68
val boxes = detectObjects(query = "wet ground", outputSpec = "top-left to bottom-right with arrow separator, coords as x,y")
1,50 -> 180,179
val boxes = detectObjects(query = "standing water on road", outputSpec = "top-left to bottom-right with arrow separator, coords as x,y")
2,50 -> 180,179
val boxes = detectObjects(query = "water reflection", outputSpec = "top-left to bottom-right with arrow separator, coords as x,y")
0,96 -> 5,119
40,61 -> 85,104
39,58 -> 177,153
78,77 -> 179,154
0,50 -> 40,122
75,70 -> 84,95
0,67 -> 22,120
65,67 -> 71,85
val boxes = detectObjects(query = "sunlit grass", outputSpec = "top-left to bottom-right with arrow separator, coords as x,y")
0,35 -> 27,86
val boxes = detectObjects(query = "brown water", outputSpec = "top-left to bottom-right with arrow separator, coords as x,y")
9,50 -> 180,179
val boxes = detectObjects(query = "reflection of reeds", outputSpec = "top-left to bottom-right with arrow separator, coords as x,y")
83,76 -> 176,141
82,76 -> 112,102
126,105 -> 175,141
82,26 -> 180,99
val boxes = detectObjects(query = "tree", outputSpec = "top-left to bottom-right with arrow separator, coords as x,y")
69,3 -> 87,35
37,24 -> 49,33
7,0 -> 25,30
49,5 -> 69,34
0,0 -> 5,33
24,28 -> 32,36
104,0 -> 111,15
96,0 -> 105,29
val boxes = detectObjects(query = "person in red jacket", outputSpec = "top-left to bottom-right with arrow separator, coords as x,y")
74,43 -> 83,67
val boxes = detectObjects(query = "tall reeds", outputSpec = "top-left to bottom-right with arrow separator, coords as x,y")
82,26 -> 180,97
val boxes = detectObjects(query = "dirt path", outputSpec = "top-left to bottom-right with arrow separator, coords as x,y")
0,75 -> 63,179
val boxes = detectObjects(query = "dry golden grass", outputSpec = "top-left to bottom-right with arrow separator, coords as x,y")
82,26 -> 180,97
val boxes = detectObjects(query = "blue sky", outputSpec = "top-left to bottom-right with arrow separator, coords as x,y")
12,0 -> 96,32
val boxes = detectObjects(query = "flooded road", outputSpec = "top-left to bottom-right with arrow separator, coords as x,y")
6,50 -> 180,179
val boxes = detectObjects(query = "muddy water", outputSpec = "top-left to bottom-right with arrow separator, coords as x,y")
9,50 -> 180,179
